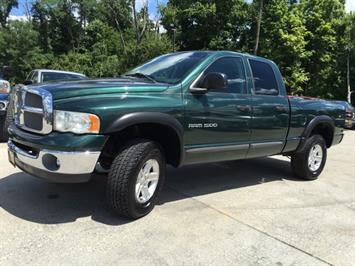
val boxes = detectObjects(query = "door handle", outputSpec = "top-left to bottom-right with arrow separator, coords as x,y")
275,105 -> 288,112
236,105 -> 251,112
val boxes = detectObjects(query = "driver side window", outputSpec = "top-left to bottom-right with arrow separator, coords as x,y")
197,57 -> 246,94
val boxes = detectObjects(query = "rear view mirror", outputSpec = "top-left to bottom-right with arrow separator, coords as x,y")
23,80 -> 33,85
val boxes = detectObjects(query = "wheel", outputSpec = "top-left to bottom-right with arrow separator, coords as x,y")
106,139 -> 166,219
291,134 -> 327,180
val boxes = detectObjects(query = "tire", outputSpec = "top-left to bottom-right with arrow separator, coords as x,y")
0,97 -> 14,142
291,134 -> 327,180
106,139 -> 166,219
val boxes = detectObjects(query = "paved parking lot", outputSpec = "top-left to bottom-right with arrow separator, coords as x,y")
0,131 -> 354,266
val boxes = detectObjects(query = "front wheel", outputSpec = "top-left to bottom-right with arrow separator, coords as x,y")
106,139 -> 166,219
291,134 -> 327,180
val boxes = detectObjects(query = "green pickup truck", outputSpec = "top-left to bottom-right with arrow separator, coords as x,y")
7,51 -> 345,219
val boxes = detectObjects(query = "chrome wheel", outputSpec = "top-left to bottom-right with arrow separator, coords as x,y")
308,144 -> 323,172
135,159 -> 160,204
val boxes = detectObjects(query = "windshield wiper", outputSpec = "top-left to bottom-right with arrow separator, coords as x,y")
123,72 -> 156,83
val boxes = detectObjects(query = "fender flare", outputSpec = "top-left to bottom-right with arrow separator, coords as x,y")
298,115 -> 335,150
104,112 -> 185,165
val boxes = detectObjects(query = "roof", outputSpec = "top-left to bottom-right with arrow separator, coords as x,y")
170,50 -> 275,64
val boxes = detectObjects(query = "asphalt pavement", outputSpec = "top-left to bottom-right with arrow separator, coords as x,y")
0,131 -> 354,265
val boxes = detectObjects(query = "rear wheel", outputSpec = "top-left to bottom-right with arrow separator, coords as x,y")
291,134 -> 327,180
106,139 -> 166,219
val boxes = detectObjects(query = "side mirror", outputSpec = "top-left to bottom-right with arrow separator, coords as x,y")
23,80 -> 33,85
202,72 -> 227,91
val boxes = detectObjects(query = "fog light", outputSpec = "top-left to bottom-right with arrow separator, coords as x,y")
42,154 -> 60,171
0,102 -> 5,110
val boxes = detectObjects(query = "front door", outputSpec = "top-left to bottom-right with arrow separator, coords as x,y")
183,56 -> 252,164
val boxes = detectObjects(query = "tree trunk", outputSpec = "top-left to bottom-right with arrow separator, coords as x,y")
254,0 -> 263,55
347,50 -> 352,103
347,13 -> 353,104
132,0 -> 140,44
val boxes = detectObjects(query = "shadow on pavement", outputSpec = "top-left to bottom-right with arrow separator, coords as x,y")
0,157 -> 299,225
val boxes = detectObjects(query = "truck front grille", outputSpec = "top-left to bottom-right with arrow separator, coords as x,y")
14,86 -> 53,134
25,93 -> 43,109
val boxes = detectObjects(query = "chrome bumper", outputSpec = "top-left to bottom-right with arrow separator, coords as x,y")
8,140 -> 100,175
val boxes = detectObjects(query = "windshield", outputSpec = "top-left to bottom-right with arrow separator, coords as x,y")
125,52 -> 209,84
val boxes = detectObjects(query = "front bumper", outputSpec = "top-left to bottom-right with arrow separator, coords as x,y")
8,140 -> 101,183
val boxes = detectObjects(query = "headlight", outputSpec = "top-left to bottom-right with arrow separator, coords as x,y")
54,110 -> 100,134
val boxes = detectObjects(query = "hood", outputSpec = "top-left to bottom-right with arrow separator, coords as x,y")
29,78 -> 170,100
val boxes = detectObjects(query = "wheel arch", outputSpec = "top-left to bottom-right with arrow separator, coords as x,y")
103,112 -> 184,167
299,115 -> 335,150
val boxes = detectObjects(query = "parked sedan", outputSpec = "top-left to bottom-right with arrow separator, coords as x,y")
24,69 -> 87,85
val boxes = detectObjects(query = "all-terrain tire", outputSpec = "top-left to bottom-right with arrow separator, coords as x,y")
106,139 -> 166,219
291,134 -> 327,180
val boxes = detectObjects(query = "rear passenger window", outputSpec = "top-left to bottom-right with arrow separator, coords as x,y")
249,60 -> 279,95
198,57 -> 246,94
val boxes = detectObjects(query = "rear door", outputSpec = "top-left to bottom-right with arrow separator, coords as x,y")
247,58 -> 290,158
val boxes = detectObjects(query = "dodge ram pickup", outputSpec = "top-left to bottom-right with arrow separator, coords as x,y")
7,51 -> 345,219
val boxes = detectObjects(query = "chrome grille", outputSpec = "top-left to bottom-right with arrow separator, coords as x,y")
14,86 -> 53,134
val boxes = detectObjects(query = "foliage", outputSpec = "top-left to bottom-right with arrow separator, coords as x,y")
161,0 -> 354,101
0,0 -> 18,28
0,0 -> 353,103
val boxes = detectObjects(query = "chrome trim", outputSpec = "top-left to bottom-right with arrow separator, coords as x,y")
8,141 -> 100,175
0,100 -> 8,111
186,144 -> 249,154
23,106 -> 43,114
14,86 -> 53,134
250,141 -> 284,148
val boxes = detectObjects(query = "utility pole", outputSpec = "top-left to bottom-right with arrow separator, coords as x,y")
254,0 -> 263,55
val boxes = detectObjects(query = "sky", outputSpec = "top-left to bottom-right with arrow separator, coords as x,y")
9,0 -> 355,20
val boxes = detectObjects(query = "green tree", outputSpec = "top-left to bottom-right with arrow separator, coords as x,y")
0,21 -> 50,82
301,0 -> 347,98
161,0 -> 249,51
0,0 -> 18,28
253,0 -> 310,94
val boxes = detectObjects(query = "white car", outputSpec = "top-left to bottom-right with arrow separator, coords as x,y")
24,69 -> 87,85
